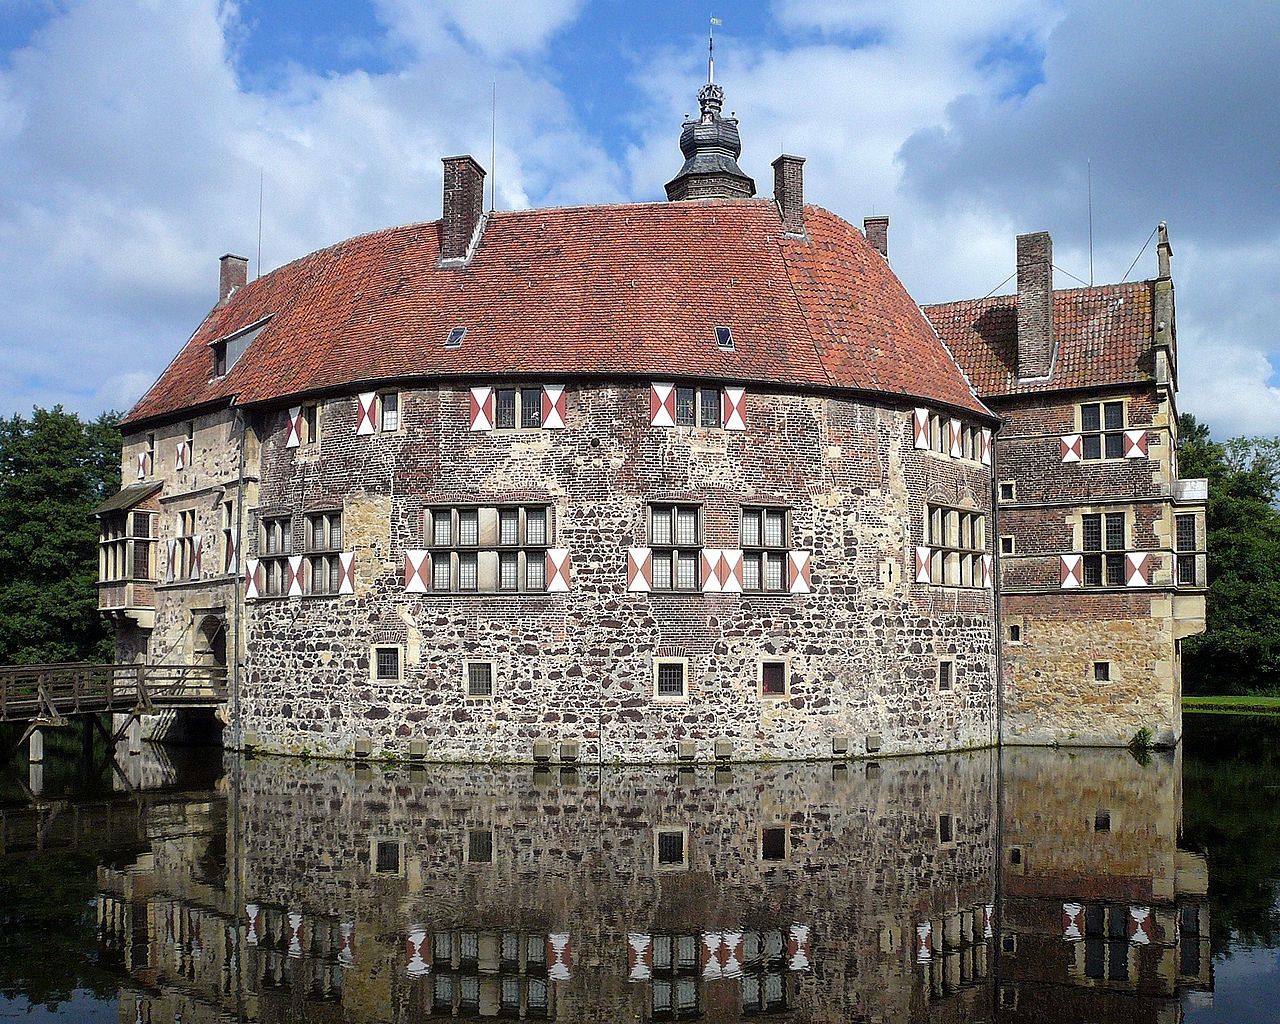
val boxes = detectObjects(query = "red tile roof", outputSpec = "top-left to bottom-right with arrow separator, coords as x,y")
923,282 -> 1155,399
122,200 -> 989,426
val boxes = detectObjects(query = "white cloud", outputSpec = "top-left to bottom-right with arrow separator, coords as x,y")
373,0 -> 584,57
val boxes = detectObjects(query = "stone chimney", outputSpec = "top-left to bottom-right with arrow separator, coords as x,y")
863,216 -> 889,259
772,154 -> 805,235
219,254 -> 248,303
1016,231 -> 1055,379
440,155 -> 487,263
1157,220 -> 1173,279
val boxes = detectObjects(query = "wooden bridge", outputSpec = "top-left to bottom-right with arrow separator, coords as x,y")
0,662 -> 227,763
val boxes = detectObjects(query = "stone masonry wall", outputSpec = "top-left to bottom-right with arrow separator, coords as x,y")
240,381 -> 996,762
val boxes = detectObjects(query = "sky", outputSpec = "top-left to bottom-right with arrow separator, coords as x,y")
1,0 -> 1277,438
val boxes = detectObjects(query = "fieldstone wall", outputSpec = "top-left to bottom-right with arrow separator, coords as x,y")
240,381 -> 995,761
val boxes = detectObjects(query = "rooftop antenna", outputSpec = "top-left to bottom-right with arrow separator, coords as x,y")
1087,159 -> 1094,286
490,80 -> 497,212
256,169 -> 264,280
709,15 -> 720,83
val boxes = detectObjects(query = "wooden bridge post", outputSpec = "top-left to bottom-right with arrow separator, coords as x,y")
28,728 -> 44,764
127,716 -> 142,755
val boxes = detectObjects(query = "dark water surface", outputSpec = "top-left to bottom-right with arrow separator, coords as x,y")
1,715 -> 1277,1022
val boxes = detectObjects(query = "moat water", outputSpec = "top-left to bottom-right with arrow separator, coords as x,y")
0,714 -> 1274,1023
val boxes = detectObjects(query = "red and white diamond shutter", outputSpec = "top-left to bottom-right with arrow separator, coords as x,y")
701,931 -> 723,979
136,451 -> 148,480
1123,429 -> 1148,458
980,428 -> 992,466
286,555 -> 305,597
722,387 -> 747,430
650,384 -> 676,427
982,554 -> 993,589
700,549 -> 722,593
916,921 -> 933,963
404,550 -> 431,593
285,407 -> 303,448
546,549 -> 571,592
1060,554 -> 1083,588
244,558 -> 261,599
546,933 -> 571,981
949,419 -> 963,459
720,549 -> 744,593
166,538 -> 177,583
175,439 -> 189,471
1061,434 -> 1082,462
356,393 -> 378,435
337,552 -> 355,595
787,550 -> 812,593
405,926 -> 428,978
627,933 -> 653,981
542,385 -> 567,429
915,546 -> 932,584
469,387 -> 494,431
721,931 -> 744,976
1128,906 -> 1152,944
1125,552 -> 1151,587
787,924 -> 812,972
225,531 -> 237,575
626,547 -> 652,592
189,535 -> 202,580
913,409 -> 930,449
1062,902 -> 1084,941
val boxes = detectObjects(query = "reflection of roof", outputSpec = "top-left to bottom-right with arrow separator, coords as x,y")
93,481 -> 162,516
924,282 -> 1155,398
121,200 -> 990,427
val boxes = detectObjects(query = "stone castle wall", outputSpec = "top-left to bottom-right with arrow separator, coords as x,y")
238,381 -> 995,761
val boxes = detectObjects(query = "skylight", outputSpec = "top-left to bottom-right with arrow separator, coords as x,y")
715,325 -> 734,351
445,326 -> 467,349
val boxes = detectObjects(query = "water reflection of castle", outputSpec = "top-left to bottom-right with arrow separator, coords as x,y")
94,748 -> 1210,1022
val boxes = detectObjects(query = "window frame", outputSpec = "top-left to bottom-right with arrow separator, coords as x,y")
425,505 -> 551,594
759,825 -> 790,863
259,513 -> 292,596
937,658 -> 955,693
758,658 -> 790,700
741,506 -> 790,593
1080,511 -> 1127,587
925,504 -> 987,589
653,827 -> 689,870
303,509 -> 343,596
463,659 -> 496,700
301,403 -> 321,447
1078,399 -> 1127,461
371,644 -> 404,684
491,385 -> 547,430
648,503 -> 703,593
378,390 -> 400,432
653,657 -> 689,703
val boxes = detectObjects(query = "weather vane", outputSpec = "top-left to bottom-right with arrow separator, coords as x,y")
709,15 -> 721,83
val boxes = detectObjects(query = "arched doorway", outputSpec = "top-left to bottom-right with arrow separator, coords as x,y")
195,615 -> 227,668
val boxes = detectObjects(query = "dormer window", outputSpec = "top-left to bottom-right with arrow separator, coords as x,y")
211,317 -> 269,378
715,325 -> 734,351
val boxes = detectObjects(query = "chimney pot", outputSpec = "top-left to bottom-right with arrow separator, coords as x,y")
863,216 -> 889,259
219,253 -> 248,303
771,154 -> 806,235
440,155 -> 487,263
1016,231 -> 1055,379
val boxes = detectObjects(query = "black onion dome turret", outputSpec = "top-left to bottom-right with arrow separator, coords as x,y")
665,82 -> 756,201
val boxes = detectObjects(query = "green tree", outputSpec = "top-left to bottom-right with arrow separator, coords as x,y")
1179,413 -> 1280,693
0,407 -> 120,664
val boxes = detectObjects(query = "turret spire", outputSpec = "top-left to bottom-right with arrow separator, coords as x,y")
664,20 -> 755,202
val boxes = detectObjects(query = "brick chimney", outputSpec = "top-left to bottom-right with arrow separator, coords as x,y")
1016,231 -> 1055,379
863,216 -> 889,259
219,254 -> 248,303
441,155 -> 487,263
771,154 -> 805,235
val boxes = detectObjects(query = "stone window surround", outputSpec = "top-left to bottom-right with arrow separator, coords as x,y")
371,643 -> 404,684
1093,660 -> 1112,683
370,837 -> 405,876
463,659 -> 497,700
1068,504 -> 1136,588
925,504 -> 987,589
1005,615 -> 1025,646
998,480 -> 1016,502
652,657 -> 690,703
757,657 -> 790,700
462,827 -> 495,865
653,826 -> 689,870
937,813 -> 956,847
999,534 -> 1015,555
936,657 -> 956,693
425,505 -> 551,594
757,824 -> 790,864
1075,396 -> 1131,462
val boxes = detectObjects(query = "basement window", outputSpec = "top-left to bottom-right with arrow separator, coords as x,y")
465,660 -> 495,698
445,326 -> 467,349
372,645 -> 402,683
715,325 -> 734,351
1094,661 -> 1111,682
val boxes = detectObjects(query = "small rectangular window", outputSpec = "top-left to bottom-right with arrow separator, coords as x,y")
938,660 -> 954,692
655,829 -> 686,866
466,829 -> 494,863
458,509 -> 479,546
499,551 -> 519,591
525,555 -> 545,591
715,325 -> 734,350
761,661 -> 787,697
433,555 -> 452,591
938,814 -> 954,844
380,392 -> 399,431
525,508 -> 547,546
700,388 -> 721,427
445,326 -> 466,348
432,510 -> 453,546
675,386 -> 696,426
466,661 -> 493,698
374,839 -> 402,874
458,552 -> 478,591
521,388 -> 542,428
1000,535 -> 1015,555
1008,623 -> 1022,644
499,508 -> 519,546
760,827 -> 787,861
1094,810 -> 1111,833
1094,661 -> 1111,682
302,405 -> 319,446
998,481 -> 1015,502
374,646 -> 400,682
655,660 -> 687,699
495,388 -> 517,429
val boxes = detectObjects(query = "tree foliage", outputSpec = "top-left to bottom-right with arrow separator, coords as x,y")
0,407 -> 120,664
1179,413 -> 1280,694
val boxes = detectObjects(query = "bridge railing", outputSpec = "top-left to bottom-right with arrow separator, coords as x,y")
0,663 -> 227,722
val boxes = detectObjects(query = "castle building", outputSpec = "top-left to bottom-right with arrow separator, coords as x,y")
95,74 -> 1203,761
